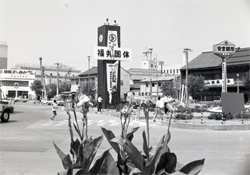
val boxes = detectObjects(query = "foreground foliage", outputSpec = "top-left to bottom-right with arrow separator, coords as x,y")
53,93 -> 205,175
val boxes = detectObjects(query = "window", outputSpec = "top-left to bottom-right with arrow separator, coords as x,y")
146,83 -> 149,87
120,80 -> 123,86
158,83 -> 161,86
152,83 -> 155,87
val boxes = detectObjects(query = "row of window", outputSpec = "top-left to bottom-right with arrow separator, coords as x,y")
0,81 -> 29,87
145,82 -> 161,87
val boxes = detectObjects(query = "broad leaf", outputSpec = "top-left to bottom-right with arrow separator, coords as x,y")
179,159 -> 205,175
155,152 -> 177,174
101,127 -> 120,153
169,172 -> 186,175
70,138 -> 80,157
144,145 -> 163,174
82,135 -> 103,169
53,142 -> 72,169
127,127 -> 140,141
57,169 -> 70,175
142,131 -> 149,159
74,168 -> 92,175
129,168 -> 141,175
122,138 -> 144,171
89,149 -> 119,175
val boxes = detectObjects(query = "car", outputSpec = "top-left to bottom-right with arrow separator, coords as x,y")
0,100 -> 14,122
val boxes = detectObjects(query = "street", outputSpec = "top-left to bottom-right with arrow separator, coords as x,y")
0,102 -> 249,175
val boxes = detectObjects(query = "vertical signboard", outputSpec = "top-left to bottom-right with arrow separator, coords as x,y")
213,40 -> 235,93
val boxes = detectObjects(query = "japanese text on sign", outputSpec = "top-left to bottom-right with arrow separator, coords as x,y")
94,46 -> 132,60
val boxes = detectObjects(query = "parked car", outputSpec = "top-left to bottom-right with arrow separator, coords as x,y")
0,100 -> 14,122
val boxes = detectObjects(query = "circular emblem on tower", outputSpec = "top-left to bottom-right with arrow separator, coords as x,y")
99,34 -> 103,43
109,34 -> 116,42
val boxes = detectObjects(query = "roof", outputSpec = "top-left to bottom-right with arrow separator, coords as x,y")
79,67 -> 97,76
180,47 -> 250,70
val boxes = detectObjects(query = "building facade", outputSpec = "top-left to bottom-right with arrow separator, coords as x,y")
180,47 -> 250,102
0,69 -> 35,99
70,66 -> 130,100
14,62 -> 81,86
0,41 -> 8,69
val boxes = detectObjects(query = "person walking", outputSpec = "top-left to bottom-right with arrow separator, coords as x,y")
97,95 -> 103,113
152,96 -> 164,122
50,100 -> 58,120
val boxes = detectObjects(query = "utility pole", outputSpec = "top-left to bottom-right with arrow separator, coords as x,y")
88,56 -> 91,96
183,48 -> 192,107
149,48 -> 153,98
54,63 -> 60,96
143,48 -> 153,98
41,66 -> 47,100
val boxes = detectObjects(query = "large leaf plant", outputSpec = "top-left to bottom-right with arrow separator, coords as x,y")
54,94 -> 205,175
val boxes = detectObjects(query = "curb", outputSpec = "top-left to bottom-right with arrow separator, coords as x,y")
161,121 -> 250,131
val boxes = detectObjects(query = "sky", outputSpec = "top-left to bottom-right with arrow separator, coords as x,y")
1,0 -> 250,72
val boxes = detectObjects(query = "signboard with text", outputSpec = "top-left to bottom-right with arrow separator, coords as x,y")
213,40 -> 235,58
94,46 -> 131,60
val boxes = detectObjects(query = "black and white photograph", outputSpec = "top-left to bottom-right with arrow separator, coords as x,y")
0,0 -> 250,175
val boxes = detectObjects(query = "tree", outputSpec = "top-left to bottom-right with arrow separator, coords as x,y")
79,83 -> 96,98
160,80 -> 177,98
30,79 -> 43,98
243,72 -> 250,102
243,72 -> 250,89
46,83 -> 57,99
187,75 -> 207,101
59,81 -> 71,93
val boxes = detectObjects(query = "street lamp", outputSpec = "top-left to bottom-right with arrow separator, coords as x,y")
237,73 -> 239,93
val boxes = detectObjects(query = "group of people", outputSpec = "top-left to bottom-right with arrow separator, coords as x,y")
152,94 -> 175,122
49,93 -> 174,122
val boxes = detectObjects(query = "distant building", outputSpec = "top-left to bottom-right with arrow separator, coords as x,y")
127,68 -> 161,94
13,58 -> 81,86
0,41 -> 8,69
0,69 -> 35,99
180,47 -> 250,102
70,66 -> 130,99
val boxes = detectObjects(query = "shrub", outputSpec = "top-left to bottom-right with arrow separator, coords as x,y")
175,113 -> 194,120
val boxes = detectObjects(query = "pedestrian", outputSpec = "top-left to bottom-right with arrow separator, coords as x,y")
97,95 -> 103,113
50,100 -> 58,120
152,96 -> 164,122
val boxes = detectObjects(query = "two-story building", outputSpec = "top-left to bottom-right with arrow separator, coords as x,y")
0,69 -> 36,99
70,66 -> 130,100
180,47 -> 250,102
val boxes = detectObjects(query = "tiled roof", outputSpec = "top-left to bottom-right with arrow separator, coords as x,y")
180,47 -> 250,70
180,52 -> 221,70
227,47 -> 250,65
79,67 -> 97,76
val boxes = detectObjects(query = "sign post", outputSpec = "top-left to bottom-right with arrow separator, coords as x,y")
14,82 -> 19,98
213,40 -> 235,92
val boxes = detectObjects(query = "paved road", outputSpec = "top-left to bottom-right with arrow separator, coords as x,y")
0,102 -> 249,175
